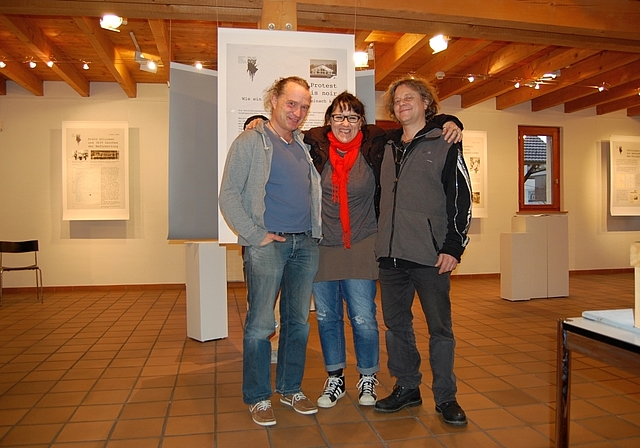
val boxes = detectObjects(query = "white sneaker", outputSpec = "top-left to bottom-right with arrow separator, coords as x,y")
357,374 -> 378,406
317,375 -> 346,408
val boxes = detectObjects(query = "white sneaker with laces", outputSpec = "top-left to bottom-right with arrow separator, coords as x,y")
317,375 -> 346,408
357,374 -> 379,406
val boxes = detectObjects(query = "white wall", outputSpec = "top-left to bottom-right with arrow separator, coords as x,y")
434,96 -> 640,274
0,82 -> 186,287
1,81 -> 640,288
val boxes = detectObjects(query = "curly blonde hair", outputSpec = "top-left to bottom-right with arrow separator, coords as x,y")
263,76 -> 310,113
383,75 -> 440,123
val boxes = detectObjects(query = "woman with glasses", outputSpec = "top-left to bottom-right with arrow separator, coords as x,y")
246,92 -> 462,408
305,92 -> 463,408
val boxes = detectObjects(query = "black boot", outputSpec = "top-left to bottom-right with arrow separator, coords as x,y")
435,401 -> 467,425
374,385 -> 422,413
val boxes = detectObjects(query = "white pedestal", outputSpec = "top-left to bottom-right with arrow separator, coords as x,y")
500,214 -> 569,301
185,242 -> 228,341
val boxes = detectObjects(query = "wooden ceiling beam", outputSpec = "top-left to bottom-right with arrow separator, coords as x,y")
414,38 -> 492,82
532,59 -> 640,111
627,104 -> 640,117
0,14 -> 90,97
461,47 -> 598,109
0,45 -> 43,95
438,42 -> 544,99
73,16 -> 137,98
495,51 -> 640,110
296,6 -> 640,53
565,79 -> 640,113
261,0 -> 297,30
597,94 -> 640,115
148,19 -> 171,74
0,77 -> 5,95
374,33 -> 431,84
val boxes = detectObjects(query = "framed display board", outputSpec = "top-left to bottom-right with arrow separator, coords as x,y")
62,121 -> 129,220
610,135 -> 640,216
462,130 -> 488,218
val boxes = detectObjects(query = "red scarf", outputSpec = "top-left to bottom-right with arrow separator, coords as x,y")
328,131 -> 363,248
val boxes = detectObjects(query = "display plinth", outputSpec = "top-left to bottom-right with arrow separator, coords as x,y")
500,213 -> 569,301
185,242 -> 228,341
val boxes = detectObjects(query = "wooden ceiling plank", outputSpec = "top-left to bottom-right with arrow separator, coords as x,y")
375,33 -> 431,84
73,16 -> 137,98
0,45 -> 44,95
565,78 -> 640,113
597,94 -> 640,115
414,38 -> 492,81
438,42 -> 544,99
355,30 -> 372,50
0,14 -> 90,97
0,77 -> 5,95
495,51 -> 640,110
532,59 -> 640,111
462,47 -> 598,109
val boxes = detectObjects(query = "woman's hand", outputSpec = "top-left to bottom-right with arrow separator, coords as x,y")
442,121 -> 462,144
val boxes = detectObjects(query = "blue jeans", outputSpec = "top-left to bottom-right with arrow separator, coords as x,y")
378,266 -> 457,405
242,233 -> 319,405
313,279 -> 379,375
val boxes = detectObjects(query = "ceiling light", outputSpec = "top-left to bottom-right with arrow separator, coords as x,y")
83,62 -> 90,70
195,62 -> 203,70
353,51 -> 369,68
46,60 -> 54,68
598,85 -> 605,92
435,71 -> 445,80
100,14 -> 125,32
534,83 -> 540,90
29,60 -> 36,69
0,61 -> 6,69
468,76 -> 475,83
429,35 -> 449,54
514,82 -> 520,88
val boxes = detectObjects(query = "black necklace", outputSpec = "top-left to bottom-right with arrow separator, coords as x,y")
268,122 -> 292,145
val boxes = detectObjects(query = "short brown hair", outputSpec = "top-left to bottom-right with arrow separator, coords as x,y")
263,76 -> 310,112
383,75 -> 440,123
323,91 -> 365,125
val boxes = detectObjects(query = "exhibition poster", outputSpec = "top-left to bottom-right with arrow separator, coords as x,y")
462,130 -> 488,218
62,121 -> 129,220
610,135 -> 640,216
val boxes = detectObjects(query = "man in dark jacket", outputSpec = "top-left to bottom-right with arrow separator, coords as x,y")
373,75 -> 472,426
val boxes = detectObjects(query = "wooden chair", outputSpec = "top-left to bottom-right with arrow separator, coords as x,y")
0,240 -> 43,305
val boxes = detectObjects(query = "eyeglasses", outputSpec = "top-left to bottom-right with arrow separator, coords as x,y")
331,114 -> 361,123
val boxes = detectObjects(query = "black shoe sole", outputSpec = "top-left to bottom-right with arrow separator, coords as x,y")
373,398 -> 422,413
441,417 -> 468,426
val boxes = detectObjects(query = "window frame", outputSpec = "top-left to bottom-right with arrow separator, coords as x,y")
518,125 -> 561,212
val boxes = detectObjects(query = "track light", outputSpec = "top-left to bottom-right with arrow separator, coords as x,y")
468,76 -> 474,83
514,82 -> 520,89
195,62 -> 203,70
46,60 -> 54,67
83,62 -> 90,70
429,35 -> 449,54
0,61 -> 6,69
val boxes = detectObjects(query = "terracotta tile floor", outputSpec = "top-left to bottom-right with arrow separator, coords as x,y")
1,273 -> 640,447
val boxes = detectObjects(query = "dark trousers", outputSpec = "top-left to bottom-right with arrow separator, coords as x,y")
378,265 -> 457,405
